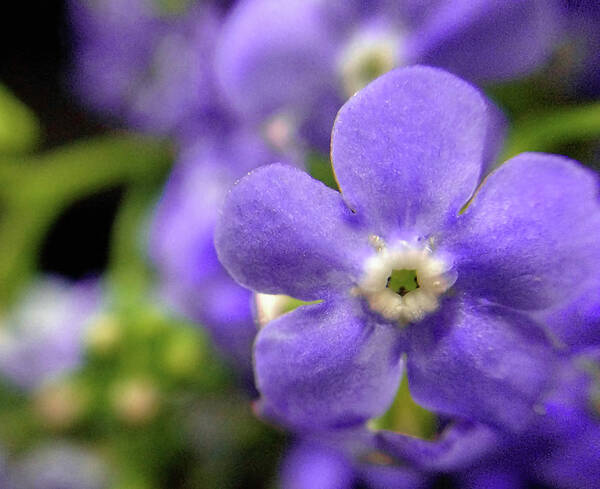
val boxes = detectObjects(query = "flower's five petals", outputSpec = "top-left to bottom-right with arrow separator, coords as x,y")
406,299 -> 559,432
331,66 -> 503,237
254,300 -> 403,430
444,153 -> 600,311
215,164 -> 369,301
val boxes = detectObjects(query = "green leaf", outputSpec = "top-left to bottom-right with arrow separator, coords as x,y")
108,185 -> 161,306
0,83 -> 41,154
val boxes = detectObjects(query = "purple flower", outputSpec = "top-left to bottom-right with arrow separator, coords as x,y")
11,442 -> 109,489
150,128 -> 283,372
280,440 -> 425,489
215,0 -> 560,150
0,447 -> 12,489
458,467 -> 525,489
377,421 -> 503,476
538,274 -> 600,352
528,348 -> 600,489
69,0 -> 227,138
379,349 -> 600,488
560,0 -> 600,96
280,442 -> 355,489
215,66 -> 600,433
0,276 -> 102,391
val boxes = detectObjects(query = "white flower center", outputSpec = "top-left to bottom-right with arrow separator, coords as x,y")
338,27 -> 403,97
354,236 -> 456,324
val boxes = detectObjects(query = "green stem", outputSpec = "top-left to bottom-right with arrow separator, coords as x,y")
0,83 -> 41,154
503,102 -> 600,159
108,182 -> 163,307
0,134 -> 172,307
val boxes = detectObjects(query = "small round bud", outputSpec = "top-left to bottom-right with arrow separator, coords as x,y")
162,330 -> 202,377
110,378 -> 160,426
33,380 -> 87,430
86,314 -> 122,356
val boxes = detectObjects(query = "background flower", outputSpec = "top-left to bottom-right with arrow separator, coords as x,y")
10,441 -> 110,489
150,127 -> 284,374
215,0 -> 560,151
0,277 -> 102,391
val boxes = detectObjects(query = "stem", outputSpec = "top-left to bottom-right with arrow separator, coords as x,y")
108,181 -> 163,307
503,102 -> 600,159
0,134 -> 172,307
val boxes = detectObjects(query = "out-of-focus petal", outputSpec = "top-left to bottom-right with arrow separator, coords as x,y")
409,0 -> 560,82
377,421 -> 501,472
280,442 -> 355,489
215,0 -> 340,124
541,274 -> 600,352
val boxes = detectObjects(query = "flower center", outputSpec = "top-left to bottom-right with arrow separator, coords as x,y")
338,27 -> 403,97
354,236 -> 456,324
387,269 -> 419,296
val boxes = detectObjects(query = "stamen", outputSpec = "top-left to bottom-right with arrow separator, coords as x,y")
369,234 -> 385,251
356,237 -> 455,325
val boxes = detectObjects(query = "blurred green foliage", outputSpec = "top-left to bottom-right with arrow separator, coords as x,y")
0,92 -> 285,488
0,84 -> 41,155
0,300 -> 285,489
0,135 -> 172,307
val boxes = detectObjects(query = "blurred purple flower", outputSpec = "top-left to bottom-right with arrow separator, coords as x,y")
538,273 -> 600,353
0,447 -> 12,489
11,441 -> 109,489
69,0 -> 229,138
280,440 -> 426,489
215,0 -> 560,150
280,442 -> 355,489
215,67 -> 600,433
149,127 -> 285,373
380,349 -> 600,489
523,347 -> 600,489
560,0 -> 600,96
0,276 -> 102,391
